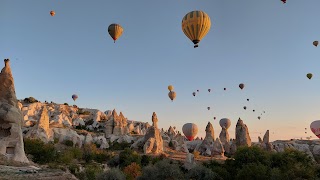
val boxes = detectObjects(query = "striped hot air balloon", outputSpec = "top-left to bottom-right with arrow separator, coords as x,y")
108,24 -> 124,43
182,11 -> 211,48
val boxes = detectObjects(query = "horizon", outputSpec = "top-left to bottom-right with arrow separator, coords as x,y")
2,0 -> 320,141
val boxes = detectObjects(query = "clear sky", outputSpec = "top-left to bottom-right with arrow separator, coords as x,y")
1,0 -> 320,141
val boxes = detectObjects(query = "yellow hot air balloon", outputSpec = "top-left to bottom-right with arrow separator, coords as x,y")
108,24 -> 124,43
168,91 -> 176,102
182,11 -> 211,48
168,85 -> 174,91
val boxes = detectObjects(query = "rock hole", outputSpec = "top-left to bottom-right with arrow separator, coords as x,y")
6,147 -> 15,154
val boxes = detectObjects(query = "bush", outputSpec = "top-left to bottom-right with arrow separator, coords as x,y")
96,168 -> 126,180
119,148 -> 141,168
235,163 -> 269,179
68,163 -> 81,174
123,162 -> 142,180
23,97 -> 38,103
64,103 -> 69,106
193,150 -> 200,159
77,164 -> 103,180
169,141 -> 174,148
138,159 -> 184,180
187,165 -> 221,180
109,142 -> 132,151
24,138 -> 57,164
141,155 -> 151,167
78,109 -> 91,115
63,140 -> 74,147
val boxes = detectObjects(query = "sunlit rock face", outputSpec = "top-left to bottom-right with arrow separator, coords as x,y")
235,118 -> 251,147
131,112 -> 163,154
0,59 -> 29,163
198,122 -> 215,156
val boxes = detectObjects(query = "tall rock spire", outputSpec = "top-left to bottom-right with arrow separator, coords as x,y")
0,59 -> 29,163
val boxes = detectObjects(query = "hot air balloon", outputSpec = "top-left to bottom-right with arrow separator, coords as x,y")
197,90 -> 199,92
281,0 -> 286,3
168,85 -> 174,91
192,92 -> 196,96
182,11 -> 211,48
313,41 -> 318,47
243,106 -> 247,110
219,118 -> 231,129
182,123 -> 198,141
307,73 -> 313,79
258,116 -> 261,120
310,120 -> 320,138
72,94 -> 78,101
50,11 -> 55,16
247,99 -> 250,101
253,110 -> 255,112
207,107 -> 210,110
208,89 -> 211,92
168,91 -> 176,102
224,88 -> 226,91
239,83 -> 244,90
108,24 -> 124,43
214,117 -> 216,120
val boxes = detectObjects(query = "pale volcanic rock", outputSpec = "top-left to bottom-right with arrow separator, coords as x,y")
235,118 -> 251,147
53,128 -> 82,148
25,106 -> 54,143
0,59 -> 29,163
198,122 -> 215,156
212,138 -> 225,158
131,112 -> 163,154
219,127 -> 230,154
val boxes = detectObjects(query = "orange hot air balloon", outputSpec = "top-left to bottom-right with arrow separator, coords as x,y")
50,11 -> 55,16
182,123 -> 198,141
108,24 -> 124,43
168,91 -> 176,102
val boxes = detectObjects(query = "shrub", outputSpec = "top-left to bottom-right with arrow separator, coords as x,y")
77,164 -> 103,180
78,109 -> 91,115
64,103 -> 69,106
24,138 -> 57,164
138,159 -> 184,180
96,168 -> 126,180
123,162 -> 142,180
193,150 -> 200,159
68,163 -> 81,174
186,165 -> 221,180
119,148 -> 141,168
232,146 -> 271,168
94,150 -> 112,164
169,141 -> 174,148
109,141 -> 132,150
63,140 -> 74,147
236,163 -> 269,179
23,97 -> 38,103
141,155 -> 151,167
83,144 -> 99,163
85,119 -> 94,126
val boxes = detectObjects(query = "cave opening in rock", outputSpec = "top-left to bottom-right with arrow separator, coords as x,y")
0,122 -> 11,139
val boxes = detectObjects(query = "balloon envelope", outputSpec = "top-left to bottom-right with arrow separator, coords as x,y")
108,24 -> 124,42
310,120 -> 320,138
50,11 -> 55,16
239,83 -> 244,90
182,123 -> 198,141
182,11 -> 211,48
219,118 -> 231,129
72,94 -> 78,101
192,92 -> 196,96
307,73 -> 313,79
168,85 -> 174,91
313,41 -> 318,47
168,91 -> 176,101
208,89 -> 211,92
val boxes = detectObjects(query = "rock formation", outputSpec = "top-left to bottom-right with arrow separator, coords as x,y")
230,139 -> 237,154
0,59 -> 29,163
219,127 -> 230,154
183,153 -> 196,170
105,109 -> 128,136
25,106 -> 54,143
198,122 -> 215,156
261,130 -> 273,151
235,118 -> 251,147
131,112 -> 163,154
212,138 -> 225,158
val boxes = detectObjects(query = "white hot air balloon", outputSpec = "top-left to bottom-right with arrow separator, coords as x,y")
182,123 -> 198,141
219,118 -> 231,129
310,120 -> 320,138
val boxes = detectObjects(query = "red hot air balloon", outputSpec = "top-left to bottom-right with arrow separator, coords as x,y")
182,123 -> 198,141
310,120 -> 320,138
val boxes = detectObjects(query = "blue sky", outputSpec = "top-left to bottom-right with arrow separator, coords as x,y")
1,0 -> 320,141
